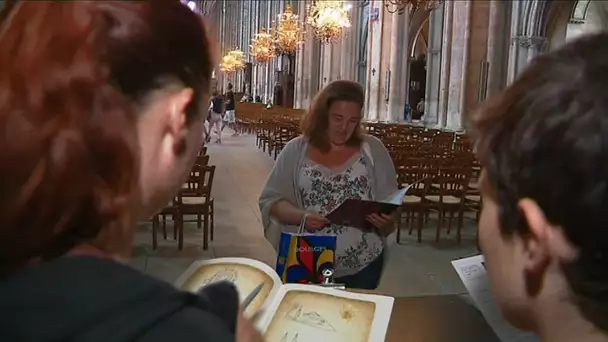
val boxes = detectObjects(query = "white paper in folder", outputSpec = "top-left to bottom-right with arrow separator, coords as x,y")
452,255 -> 539,342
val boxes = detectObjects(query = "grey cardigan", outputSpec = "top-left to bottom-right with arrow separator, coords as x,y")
259,135 -> 399,249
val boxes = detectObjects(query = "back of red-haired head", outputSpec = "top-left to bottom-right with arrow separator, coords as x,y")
0,1 -> 214,276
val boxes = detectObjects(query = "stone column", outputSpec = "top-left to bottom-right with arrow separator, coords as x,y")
298,0 -> 323,110
463,0 -> 490,115
308,40 -> 322,106
340,2 -> 358,81
320,43 -> 331,87
423,4 -> 445,126
486,0 -> 510,96
235,1 -> 243,91
263,1 -> 273,103
437,0 -> 453,128
378,10 -> 393,121
216,0 -> 226,91
330,42 -> 342,80
445,0 -> 471,130
365,0 -> 385,121
506,1 -> 526,84
387,11 -> 409,122
251,0 -> 259,99
294,0 -> 306,108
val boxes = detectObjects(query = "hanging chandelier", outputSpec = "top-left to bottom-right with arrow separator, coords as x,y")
385,0 -> 444,14
250,27 -> 276,64
306,0 -> 352,44
272,5 -> 305,55
219,49 -> 245,73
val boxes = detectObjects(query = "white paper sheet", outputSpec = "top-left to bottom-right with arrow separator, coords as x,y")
382,185 -> 412,205
452,255 -> 539,342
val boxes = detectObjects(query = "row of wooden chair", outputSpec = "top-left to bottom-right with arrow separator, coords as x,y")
151,147 -> 216,250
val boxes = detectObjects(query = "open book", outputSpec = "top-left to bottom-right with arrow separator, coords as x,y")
326,186 -> 413,231
175,257 -> 394,342
452,255 -> 539,342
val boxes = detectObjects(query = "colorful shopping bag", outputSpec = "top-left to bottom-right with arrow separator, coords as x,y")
275,218 -> 337,284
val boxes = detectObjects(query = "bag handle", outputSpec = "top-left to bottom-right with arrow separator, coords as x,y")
298,213 -> 309,234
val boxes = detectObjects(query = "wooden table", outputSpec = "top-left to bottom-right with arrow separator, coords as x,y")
383,295 -> 500,342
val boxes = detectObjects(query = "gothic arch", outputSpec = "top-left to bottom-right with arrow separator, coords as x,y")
410,16 -> 429,57
408,10 -> 432,55
522,0 -> 598,37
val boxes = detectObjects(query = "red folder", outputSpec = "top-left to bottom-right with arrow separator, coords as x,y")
325,187 -> 410,231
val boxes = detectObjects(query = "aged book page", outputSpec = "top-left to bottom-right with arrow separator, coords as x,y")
264,290 -> 376,342
176,258 -> 281,316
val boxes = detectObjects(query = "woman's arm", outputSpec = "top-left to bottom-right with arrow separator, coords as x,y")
259,138 -> 302,230
269,200 -> 305,226
270,200 -> 328,230
367,136 -> 399,200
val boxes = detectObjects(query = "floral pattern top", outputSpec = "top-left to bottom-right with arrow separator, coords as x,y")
299,153 -> 384,277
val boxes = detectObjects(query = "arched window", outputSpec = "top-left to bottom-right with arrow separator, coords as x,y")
356,2 -> 369,87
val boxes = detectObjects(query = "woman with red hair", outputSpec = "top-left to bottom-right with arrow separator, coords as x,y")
0,2 -> 260,341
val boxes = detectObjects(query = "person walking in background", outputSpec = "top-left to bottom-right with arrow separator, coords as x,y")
209,91 -> 224,144
259,80 -> 399,290
0,2 -> 262,341
222,83 -> 238,136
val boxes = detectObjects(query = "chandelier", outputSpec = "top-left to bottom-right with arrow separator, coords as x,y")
385,0 -> 444,14
306,0 -> 352,44
272,5 -> 305,55
250,27 -> 276,63
219,49 -> 245,73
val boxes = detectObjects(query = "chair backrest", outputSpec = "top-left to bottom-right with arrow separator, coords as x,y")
397,167 -> 428,197
195,154 -> 210,167
179,164 -> 216,200
437,167 -> 472,197
194,164 -> 215,199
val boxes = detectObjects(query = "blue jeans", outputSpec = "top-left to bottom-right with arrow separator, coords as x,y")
334,252 -> 385,290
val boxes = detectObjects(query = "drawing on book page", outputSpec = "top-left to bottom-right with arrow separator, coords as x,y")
265,290 -> 375,342
201,269 -> 238,285
179,263 -> 274,315
285,304 -> 336,331
279,332 -> 299,342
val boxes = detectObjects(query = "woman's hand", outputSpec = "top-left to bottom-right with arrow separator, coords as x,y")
236,311 -> 263,342
304,212 -> 330,231
366,213 -> 397,236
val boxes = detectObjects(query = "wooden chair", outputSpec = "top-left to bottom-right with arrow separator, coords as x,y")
151,200 -> 180,250
396,166 -> 429,243
423,167 -> 472,242
175,164 -> 216,250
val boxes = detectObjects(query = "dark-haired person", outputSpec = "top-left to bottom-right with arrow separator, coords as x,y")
223,83 -> 238,136
209,91 -> 224,143
259,80 -> 398,290
472,32 -> 608,342
0,2 -> 261,341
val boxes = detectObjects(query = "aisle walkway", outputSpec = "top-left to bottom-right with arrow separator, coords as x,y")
130,134 -> 479,297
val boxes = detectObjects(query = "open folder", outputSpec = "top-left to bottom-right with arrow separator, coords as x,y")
326,184 -> 414,231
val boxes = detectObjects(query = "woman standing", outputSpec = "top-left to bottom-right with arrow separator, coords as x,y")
259,81 -> 398,290
0,2 -> 260,341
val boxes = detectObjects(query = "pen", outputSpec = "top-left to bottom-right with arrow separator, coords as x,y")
242,283 -> 264,310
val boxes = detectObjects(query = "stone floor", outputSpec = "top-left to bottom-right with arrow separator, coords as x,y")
129,133 -> 480,297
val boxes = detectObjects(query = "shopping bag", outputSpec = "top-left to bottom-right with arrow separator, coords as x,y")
275,216 -> 337,284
